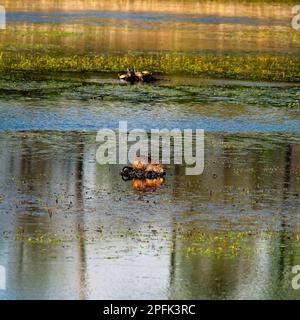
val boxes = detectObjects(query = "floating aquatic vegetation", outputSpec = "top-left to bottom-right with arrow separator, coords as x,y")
15,230 -> 64,245
180,229 -> 300,259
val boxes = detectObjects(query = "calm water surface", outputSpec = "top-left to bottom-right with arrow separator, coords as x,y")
0,0 -> 300,300
0,0 -> 299,53
0,77 -> 300,299
0,131 -> 300,299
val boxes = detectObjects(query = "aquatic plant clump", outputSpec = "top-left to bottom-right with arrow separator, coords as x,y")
0,52 -> 299,82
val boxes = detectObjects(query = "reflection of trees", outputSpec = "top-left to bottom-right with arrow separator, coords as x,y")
277,144 -> 291,283
168,223 -> 252,299
1,133 -> 89,299
167,135 -> 300,299
74,134 -> 87,300
0,1 -> 294,54
170,135 -> 300,207
275,142 -> 298,297
1,132 -> 300,298
2,0 -> 291,19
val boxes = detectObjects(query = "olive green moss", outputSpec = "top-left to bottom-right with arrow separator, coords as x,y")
0,52 -> 299,82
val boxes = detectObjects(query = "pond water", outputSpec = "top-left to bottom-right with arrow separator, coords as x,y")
0,0 -> 300,300
0,75 -> 299,299
0,76 -> 300,132
1,0 -> 299,54
0,129 -> 300,299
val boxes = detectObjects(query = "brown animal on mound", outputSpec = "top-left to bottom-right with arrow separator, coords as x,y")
118,68 -> 154,83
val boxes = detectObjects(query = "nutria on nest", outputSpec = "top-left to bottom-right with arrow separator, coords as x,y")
118,68 -> 154,83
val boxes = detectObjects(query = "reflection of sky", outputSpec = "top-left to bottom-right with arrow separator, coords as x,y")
6,11 -> 286,27
230,238 -> 273,299
0,96 -> 300,133
0,265 -> 6,291
0,231 -> 171,299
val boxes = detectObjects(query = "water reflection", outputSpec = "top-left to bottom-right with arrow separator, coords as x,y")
0,131 -> 300,299
0,1 -> 298,54
130,177 -> 165,192
2,0 -> 292,19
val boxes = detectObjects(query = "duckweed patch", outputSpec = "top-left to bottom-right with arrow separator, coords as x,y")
15,230 -> 64,245
180,229 -> 300,259
12,226 -> 300,259
182,230 -> 256,258
0,52 -> 299,82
